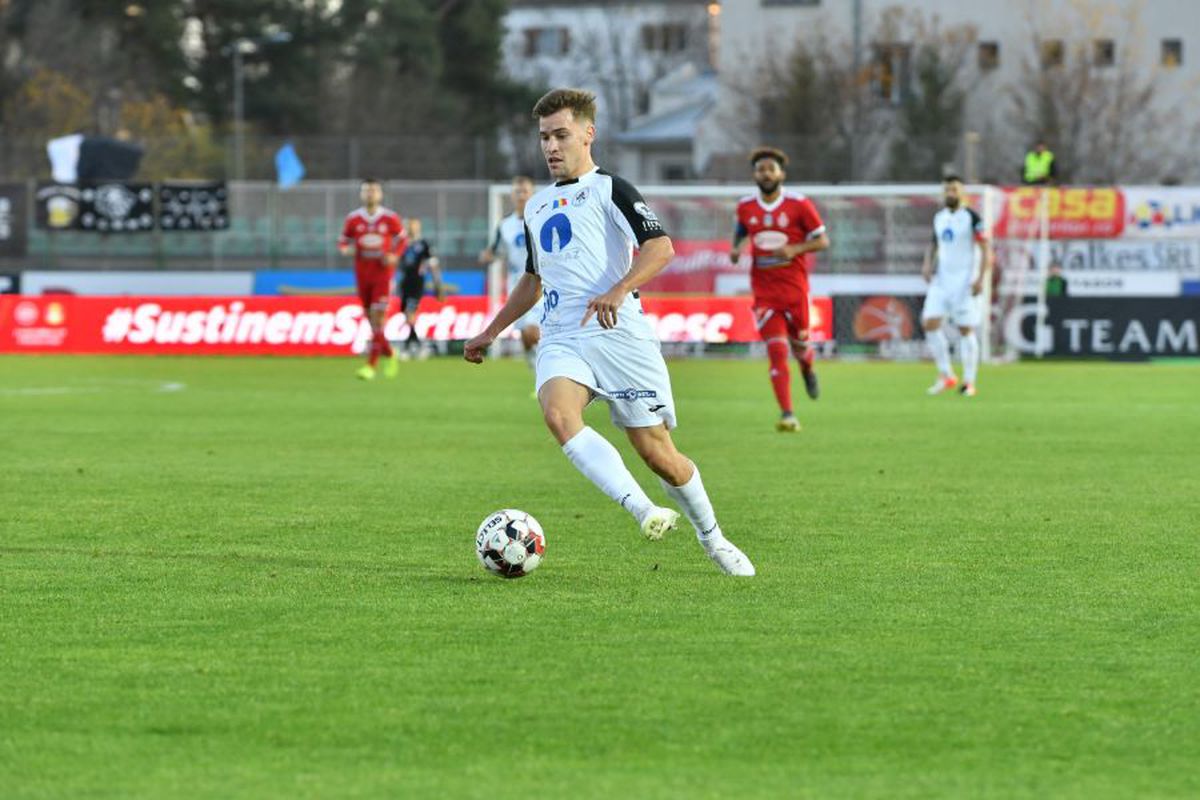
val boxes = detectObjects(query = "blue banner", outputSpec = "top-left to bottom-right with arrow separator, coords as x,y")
254,270 -> 485,296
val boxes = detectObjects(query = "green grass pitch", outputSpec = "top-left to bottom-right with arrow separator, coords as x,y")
2,354 -> 1198,798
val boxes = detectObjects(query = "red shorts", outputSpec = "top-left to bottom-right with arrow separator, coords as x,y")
753,297 -> 810,342
356,267 -> 394,310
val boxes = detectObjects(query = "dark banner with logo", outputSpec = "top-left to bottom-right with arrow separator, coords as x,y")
0,183 -> 27,256
78,183 -> 155,232
1003,297 -> 1200,359
1042,297 -> 1199,359
833,294 -> 927,358
160,182 -> 229,231
35,183 -> 82,231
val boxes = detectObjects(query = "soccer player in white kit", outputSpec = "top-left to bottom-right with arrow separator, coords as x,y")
464,88 -> 755,576
921,175 -> 994,397
479,176 -> 540,364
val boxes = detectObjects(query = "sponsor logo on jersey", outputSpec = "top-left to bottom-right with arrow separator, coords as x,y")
539,213 -> 573,252
608,388 -> 658,401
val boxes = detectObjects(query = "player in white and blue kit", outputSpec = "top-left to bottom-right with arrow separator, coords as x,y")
479,176 -> 540,364
922,175 -> 994,397
464,88 -> 754,576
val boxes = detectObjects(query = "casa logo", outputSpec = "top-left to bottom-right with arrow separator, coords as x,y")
1129,199 -> 1200,231
1008,187 -> 1120,221
853,296 -> 913,342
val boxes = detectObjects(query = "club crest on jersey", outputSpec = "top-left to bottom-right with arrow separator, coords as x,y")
778,212 -> 789,226
764,213 -> 774,226
572,189 -> 589,207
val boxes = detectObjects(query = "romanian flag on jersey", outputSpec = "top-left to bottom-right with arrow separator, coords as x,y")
553,198 -> 569,208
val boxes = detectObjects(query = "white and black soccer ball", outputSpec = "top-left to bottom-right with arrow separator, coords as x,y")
475,509 -> 545,579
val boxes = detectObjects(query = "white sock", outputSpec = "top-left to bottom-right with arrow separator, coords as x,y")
524,345 -> 537,371
561,427 -> 654,524
660,466 -> 724,545
926,328 -> 953,377
961,331 -> 979,384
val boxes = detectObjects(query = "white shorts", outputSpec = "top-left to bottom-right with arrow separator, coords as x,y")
922,283 -> 982,327
535,331 -> 677,430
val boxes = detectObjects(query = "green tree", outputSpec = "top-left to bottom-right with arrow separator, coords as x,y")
888,44 -> 967,181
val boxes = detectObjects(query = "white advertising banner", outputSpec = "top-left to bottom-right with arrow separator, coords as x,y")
1123,188 -> 1200,239
21,271 -> 255,296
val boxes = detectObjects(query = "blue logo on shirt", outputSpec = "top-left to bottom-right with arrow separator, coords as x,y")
941,228 -> 955,242
540,213 -> 573,252
514,231 -> 526,249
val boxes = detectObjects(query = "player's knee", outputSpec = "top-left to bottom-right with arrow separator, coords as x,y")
541,403 -> 579,442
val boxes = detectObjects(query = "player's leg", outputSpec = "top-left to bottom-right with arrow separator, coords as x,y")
355,280 -> 380,379
539,363 -> 658,529
786,297 -> 819,400
401,293 -> 420,360
625,425 -> 755,577
519,322 -> 540,369
958,325 -> 979,396
922,286 -> 957,393
757,306 -> 798,431
369,296 -> 399,378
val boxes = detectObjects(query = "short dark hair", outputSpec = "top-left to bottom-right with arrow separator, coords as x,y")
750,147 -> 788,168
943,174 -> 963,183
512,175 -> 534,186
532,88 -> 597,124
361,178 -> 382,187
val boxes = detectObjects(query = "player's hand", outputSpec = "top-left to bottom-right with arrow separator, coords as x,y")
971,278 -> 984,296
338,245 -> 352,257
772,243 -> 801,260
922,266 -> 933,283
463,331 -> 494,364
436,286 -> 447,302
385,253 -> 399,267
582,285 -> 625,329
478,249 -> 493,265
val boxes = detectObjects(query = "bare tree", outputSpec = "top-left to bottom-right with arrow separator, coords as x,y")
1008,1 -> 1196,183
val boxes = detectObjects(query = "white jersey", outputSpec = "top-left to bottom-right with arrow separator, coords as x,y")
932,205 -> 985,292
491,213 -> 529,291
523,166 -> 666,341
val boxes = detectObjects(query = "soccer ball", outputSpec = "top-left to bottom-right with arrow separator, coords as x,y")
475,509 -> 546,579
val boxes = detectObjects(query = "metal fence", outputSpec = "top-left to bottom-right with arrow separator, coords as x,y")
14,180 -> 493,271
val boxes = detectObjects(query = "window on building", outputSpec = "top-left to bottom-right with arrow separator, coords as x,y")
1162,38 -> 1183,67
524,27 -> 569,57
641,23 -> 689,53
978,41 -> 1000,71
1094,39 -> 1115,67
1040,39 -> 1065,68
871,42 -> 912,104
660,163 -> 689,181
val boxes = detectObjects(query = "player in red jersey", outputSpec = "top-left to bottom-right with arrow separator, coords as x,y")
338,178 -> 408,380
730,147 -> 830,432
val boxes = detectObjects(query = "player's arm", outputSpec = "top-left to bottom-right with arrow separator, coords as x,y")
923,231 -> 937,283
463,272 -> 541,364
777,202 -> 829,260
478,225 -> 503,264
385,216 -> 406,267
970,209 -> 994,295
464,224 -> 541,363
427,255 -> 446,301
338,216 -> 353,256
585,175 -> 673,329
730,219 -> 748,265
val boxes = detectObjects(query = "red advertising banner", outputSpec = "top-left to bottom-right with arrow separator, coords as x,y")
992,186 -> 1126,239
0,294 -> 833,354
643,239 -> 744,294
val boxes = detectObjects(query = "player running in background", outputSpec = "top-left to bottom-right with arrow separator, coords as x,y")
397,218 -> 444,360
479,176 -> 540,366
730,147 -> 830,432
921,175 -> 994,397
464,88 -> 754,576
339,178 -> 407,380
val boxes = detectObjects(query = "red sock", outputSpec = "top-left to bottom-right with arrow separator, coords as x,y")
767,339 -> 792,414
367,337 -> 380,367
375,330 -> 393,358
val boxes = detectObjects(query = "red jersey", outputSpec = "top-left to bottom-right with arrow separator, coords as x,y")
735,191 -> 826,303
339,206 -> 407,272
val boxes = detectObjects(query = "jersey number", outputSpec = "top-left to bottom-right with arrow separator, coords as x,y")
541,289 -> 559,323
